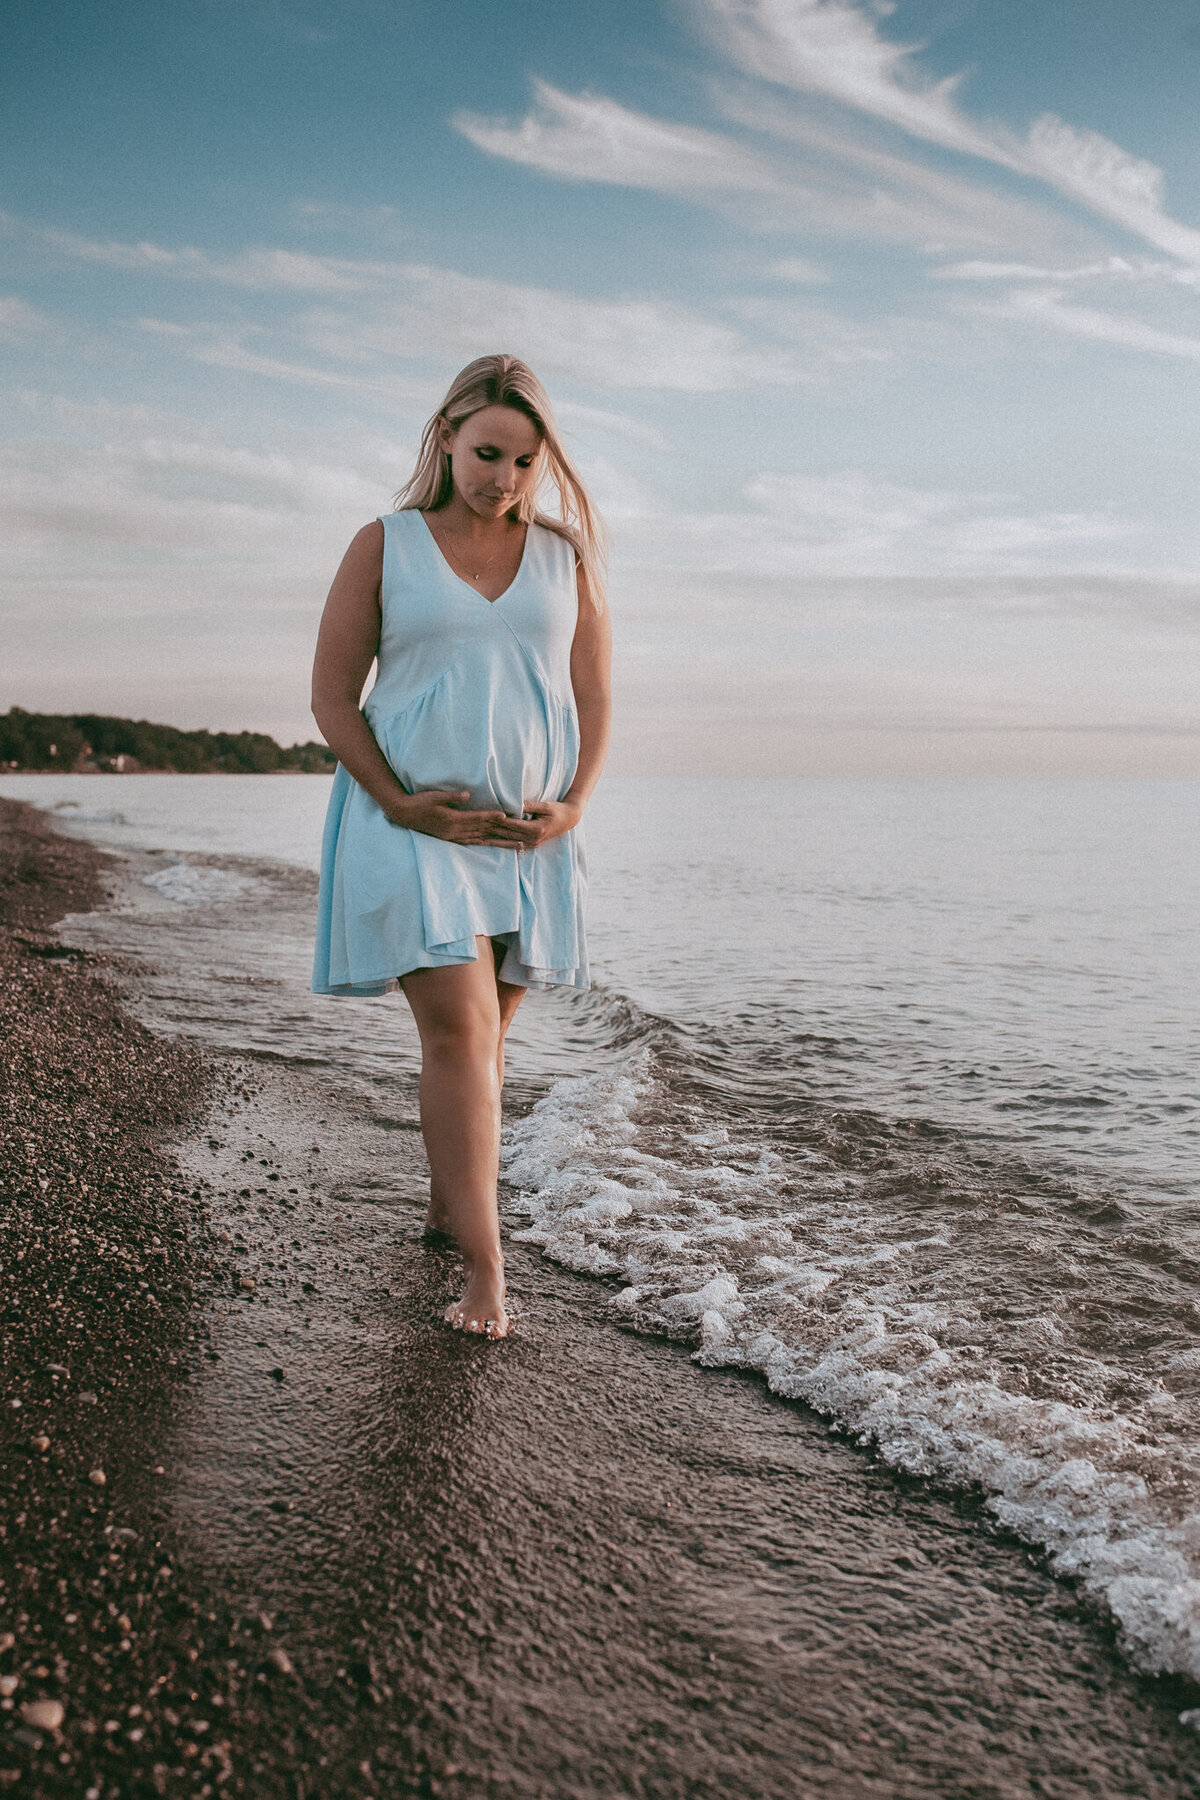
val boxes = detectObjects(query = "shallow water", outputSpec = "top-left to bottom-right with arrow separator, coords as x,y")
6,770 -> 1200,1698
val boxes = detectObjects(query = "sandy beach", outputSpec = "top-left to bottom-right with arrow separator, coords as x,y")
3,795 -> 1200,1798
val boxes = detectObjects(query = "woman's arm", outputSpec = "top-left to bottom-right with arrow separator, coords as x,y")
311,523 -> 509,844
488,562 -> 612,847
562,562 -> 613,815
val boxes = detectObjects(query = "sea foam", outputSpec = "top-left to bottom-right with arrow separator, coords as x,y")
142,861 -> 258,908
502,1054 -> 1200,1685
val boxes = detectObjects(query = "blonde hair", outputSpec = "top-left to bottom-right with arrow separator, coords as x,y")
394,354 -> 606,607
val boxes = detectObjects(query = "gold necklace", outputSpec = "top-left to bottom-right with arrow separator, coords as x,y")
447,527 -> 510,582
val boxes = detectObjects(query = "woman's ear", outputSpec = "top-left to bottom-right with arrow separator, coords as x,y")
435,416 -> 454,455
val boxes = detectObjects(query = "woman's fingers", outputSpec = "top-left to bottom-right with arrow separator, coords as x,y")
405,794 -> 556,846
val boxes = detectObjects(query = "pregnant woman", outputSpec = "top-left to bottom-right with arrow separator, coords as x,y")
310,354 -> 611,1339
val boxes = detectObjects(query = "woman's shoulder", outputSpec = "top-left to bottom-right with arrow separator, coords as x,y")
338,518 -> 385,577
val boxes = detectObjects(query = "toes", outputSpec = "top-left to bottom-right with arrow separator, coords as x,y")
442,1303 -> 510,1337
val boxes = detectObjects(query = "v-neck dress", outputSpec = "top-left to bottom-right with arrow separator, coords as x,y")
312,508 -> 588,996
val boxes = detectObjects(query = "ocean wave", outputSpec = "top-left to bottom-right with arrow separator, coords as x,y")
52,802 -> 129,826
142,861 -> 259,908
501,1051 -> 1200,1686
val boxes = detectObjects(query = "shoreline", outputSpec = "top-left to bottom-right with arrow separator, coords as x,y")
3,798 -> 1199,1797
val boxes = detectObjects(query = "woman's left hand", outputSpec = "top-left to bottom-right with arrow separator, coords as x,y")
483,799 -> 581,849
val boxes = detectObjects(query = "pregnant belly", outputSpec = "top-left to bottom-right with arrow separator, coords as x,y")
371,689 -> 576,817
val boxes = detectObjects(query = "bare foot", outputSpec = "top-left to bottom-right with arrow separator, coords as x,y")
444,1256 -> 510,1339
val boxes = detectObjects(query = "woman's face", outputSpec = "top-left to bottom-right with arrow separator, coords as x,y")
441,404 -> 542,519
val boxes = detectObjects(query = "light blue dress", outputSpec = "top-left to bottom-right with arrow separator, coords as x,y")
312,508 -> 588,996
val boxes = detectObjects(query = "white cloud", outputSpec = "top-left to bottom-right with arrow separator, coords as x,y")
769,256 -> 830,282
457,6 -> 1200,277
7,204 -> 879,393
457,79 -> 1086,256
135,317 -> 434,401
1025,116 -> 1200,268
612,469 -> 1133,578
0,295 -> 50,336
933,258 -> 1127,283
690,2 -> 1200,266
690,0 -> 1011,163
554,400 -> 677,453
294,264 -> 855,391
14,216 -> 380,293
0,424 -> 384,573
977,287 -> 1200,364
454,80 -> 783,196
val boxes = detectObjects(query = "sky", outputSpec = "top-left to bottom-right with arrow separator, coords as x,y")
3,0 -> 1200,775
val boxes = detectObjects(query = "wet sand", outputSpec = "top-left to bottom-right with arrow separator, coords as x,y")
3,797 -> 1199,1797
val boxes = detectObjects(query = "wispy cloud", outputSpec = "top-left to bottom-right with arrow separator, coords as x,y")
135,317 -> 432,399
691,2 -> 1200,264
975,287 -> 1200,365
454,80 -> 783,197
1024,116 -> 1200,267
933,257 -> 1139,283
457,80 -> 1086,256
460,1 -> 1200,280
301,263 -> 823,389
126,257 -> 879,392
0,417 -> 384,584
3,201 -> 889,393
0,212 -> 379,293
0,295 -> 50,336
611,469 -> 1134,579
691,0 -> 1008,163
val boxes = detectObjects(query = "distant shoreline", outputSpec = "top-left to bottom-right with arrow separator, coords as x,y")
1,707 -> 335,775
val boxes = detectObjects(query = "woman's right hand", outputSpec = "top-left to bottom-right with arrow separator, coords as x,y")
388,789 -> 514,846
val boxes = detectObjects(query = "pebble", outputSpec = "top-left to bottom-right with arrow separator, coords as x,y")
30,1434 -> 51,1454
88,1467 -> 107,1487
0,1676 -> 18,1698
21,1698 -> 65,1731
266,1648 -> 294,1676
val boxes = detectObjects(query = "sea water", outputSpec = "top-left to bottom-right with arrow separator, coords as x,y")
5,771 -> 1199,1690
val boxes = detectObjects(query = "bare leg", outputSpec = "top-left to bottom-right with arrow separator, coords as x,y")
425,941 -> 525,1238
401,939 -> 525,1336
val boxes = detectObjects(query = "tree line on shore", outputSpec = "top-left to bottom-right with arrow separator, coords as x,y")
0,708 -> 337,774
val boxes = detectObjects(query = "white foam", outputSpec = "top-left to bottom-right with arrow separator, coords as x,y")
502,1056 -> 1200,1684
142,862 -> 257,908
53,802 -> 128,825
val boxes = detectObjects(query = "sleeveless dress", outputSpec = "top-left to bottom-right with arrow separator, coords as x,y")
311,509 -> 588,997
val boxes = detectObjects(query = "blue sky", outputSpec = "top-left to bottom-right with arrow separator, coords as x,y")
3,0 -> 1200,773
